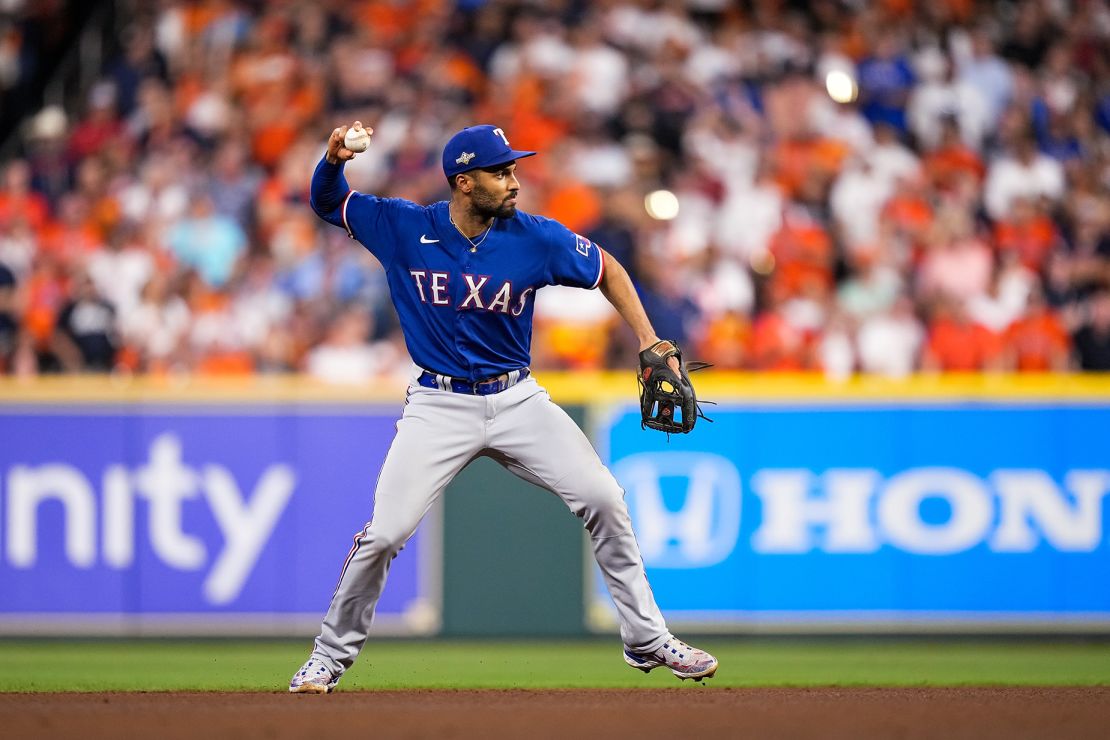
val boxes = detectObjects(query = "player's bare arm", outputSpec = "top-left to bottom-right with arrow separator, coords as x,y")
597,248 -> 658,351
598,248 -> 680,372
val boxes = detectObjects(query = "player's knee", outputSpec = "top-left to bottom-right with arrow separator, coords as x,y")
578,475 -> 633,538
364,526 -> 408,557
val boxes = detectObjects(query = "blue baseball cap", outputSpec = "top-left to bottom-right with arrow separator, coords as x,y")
442,125 -> 536,179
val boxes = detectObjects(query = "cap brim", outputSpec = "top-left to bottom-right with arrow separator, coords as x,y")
483,150 -> 536,169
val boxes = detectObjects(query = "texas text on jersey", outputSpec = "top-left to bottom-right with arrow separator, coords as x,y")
315,188 -> 603,380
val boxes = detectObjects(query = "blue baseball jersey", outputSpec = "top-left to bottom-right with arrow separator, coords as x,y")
313,162 -> 604,380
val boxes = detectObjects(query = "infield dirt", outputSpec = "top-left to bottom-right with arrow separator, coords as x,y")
4,687 -> 1109,739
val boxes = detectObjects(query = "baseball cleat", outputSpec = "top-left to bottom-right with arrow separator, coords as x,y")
624,636 -> 718,681
289,656 -> 339,694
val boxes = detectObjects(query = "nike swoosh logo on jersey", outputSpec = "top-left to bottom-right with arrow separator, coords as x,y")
420,235 -> 440,243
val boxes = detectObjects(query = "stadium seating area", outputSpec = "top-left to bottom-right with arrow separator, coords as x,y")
0,0 -> 1107,379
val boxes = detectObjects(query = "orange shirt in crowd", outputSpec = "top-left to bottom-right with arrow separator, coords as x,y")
994,215 -> 1058,272
356,0 -> 445,39
188,287 -> 255,375
438,51 -> 486,100
924,318 -> 1002,370
252,114 -> 310,170
196,352 -> 255,375
1004,312 -> 1071,371
770,136 -> 848,200
173,68 -> 206,118
768,220 -> 834,298
0,190 -> 49,231
880,0 -> 973,22
481,75 -> 571,156
751,311 -> 812,371
180,1 -> 231,38
698,311 -> 753,369
37,220 -> 103,263
924,144 -> 985,191
22,263 -> 69,346
541,180 -> 601,235
882,192 -> 934,248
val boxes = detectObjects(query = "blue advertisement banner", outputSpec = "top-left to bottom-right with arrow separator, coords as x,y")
594,402 -> 1110,629
0,405 -> 439,635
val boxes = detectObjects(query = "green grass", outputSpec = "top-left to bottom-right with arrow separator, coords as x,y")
1,639 -> 1108,692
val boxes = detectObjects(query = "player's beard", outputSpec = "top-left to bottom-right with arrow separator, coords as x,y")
471,182 -> 519,220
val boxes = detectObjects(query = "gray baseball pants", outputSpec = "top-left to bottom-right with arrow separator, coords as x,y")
310,376 -> 669,675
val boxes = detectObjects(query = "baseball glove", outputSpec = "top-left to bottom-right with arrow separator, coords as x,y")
637,339 -> 713,435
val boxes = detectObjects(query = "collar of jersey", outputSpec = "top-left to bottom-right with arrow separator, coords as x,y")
433,201 -> 508,252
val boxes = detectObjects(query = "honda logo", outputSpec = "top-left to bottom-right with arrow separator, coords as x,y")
613,453 -> 741,568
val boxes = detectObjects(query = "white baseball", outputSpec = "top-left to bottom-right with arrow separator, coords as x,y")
344,125 -> 370,153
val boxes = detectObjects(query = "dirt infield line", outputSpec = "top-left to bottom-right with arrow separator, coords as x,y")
3,687 -> 1109,740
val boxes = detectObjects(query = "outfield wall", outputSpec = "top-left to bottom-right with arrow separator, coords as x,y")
0,393 -> 439,636
0,374 -> 1107,635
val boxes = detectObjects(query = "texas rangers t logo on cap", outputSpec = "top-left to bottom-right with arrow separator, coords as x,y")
442,125 -> 537,178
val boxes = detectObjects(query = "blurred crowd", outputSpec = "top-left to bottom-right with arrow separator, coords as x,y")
0,0 -> 1108,381
0,0 -> 81,143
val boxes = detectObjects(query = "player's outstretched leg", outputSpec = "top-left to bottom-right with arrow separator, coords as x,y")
488,380 -> 719,682
289,384 -> 485,693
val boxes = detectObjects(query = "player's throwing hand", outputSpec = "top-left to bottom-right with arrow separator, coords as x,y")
326,122 -> 373,164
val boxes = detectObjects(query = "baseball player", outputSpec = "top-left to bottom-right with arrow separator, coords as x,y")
289,122 -> 718,693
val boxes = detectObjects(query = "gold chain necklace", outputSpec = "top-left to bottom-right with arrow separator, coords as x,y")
450,215 -> 493,252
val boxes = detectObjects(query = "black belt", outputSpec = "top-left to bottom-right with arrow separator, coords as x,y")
417,368 -> 530,395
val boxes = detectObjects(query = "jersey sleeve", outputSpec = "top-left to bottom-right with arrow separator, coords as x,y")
341,192 -> 406,267
542,218 -> 605,290
310,154 -> 413,267
315,190 -> 408,268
